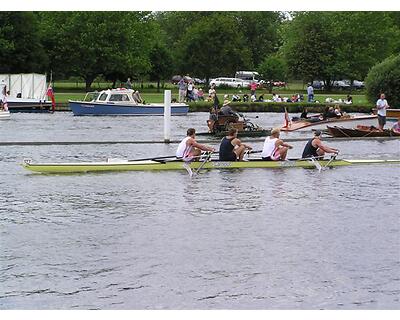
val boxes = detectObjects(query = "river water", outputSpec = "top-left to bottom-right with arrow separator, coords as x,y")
0,112 -> 399,309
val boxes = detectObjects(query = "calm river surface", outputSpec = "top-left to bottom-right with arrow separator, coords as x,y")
0,112 -> 399,309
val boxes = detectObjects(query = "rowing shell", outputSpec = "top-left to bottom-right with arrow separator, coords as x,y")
22,158 -> 400,174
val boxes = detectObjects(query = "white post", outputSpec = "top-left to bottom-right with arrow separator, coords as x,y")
164,90 -> 171,143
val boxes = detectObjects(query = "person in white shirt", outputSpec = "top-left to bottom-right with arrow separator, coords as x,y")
376,93 -> 390,131
176,128 -> 215,161
261,128 -> 293,161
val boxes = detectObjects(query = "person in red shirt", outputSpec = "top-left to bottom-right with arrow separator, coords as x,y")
250,81 -> 257,96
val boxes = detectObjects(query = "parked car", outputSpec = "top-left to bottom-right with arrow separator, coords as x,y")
352,80 -> 365,89
209,77 -> 251,89
312,80 -> 325,89
332,80 -> 351,90
171,75 -> 193,85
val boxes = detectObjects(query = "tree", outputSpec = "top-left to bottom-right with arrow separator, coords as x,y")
38,12 -> 154,91
175,13 -> 252,86
331,12 -> 396,82
281,12 -> 336,87
257,55 -> 287,82
236,12 -> 283,67
148,43 -> 174,92
365,54 -> 400,107
0,12 -> 48,73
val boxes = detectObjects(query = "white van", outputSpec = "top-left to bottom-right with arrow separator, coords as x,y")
235,71 -> 262,82
209,77 -> 251,88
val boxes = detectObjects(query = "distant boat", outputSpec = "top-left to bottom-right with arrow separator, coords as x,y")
69,88 -> 189,116
327,125 -> 400,137
0,110 -> 11,120
280,114 -> 378,132
0,73 -> 52,113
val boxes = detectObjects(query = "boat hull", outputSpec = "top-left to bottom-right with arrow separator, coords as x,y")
7,99 -> 52,113
327,126 -> 400,137
69,101 -> 189,116
281,115 -> 378,132
23,158 -> 400,174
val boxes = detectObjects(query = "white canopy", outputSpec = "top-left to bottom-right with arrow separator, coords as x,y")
0,73 -> 47,100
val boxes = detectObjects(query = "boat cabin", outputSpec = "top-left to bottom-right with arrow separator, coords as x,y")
83,88 -> 141,104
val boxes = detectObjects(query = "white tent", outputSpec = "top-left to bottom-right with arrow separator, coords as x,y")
0,73 -> 47,100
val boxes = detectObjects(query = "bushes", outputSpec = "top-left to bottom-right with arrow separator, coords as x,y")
365,54 -> 400,107
188,101 -> 374,113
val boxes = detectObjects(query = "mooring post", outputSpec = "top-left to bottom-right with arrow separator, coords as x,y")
164,90 -> 171,143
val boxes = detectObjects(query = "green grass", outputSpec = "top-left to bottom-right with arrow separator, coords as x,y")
52,80 -> 370,106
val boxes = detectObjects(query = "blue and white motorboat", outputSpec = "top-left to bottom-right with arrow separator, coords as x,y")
69,89 -> 189,116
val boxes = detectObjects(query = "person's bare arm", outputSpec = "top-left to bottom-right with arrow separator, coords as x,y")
314,139 -> 338,153
276,139 -> 293,149
190,139 -> 215,152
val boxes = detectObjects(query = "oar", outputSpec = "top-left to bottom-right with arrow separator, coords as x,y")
310,156 -> 323,172
322,152 -> 339,169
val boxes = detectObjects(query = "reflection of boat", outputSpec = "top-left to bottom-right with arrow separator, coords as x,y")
280,114 -> 378,132
0,73 -> 52,112
0,110 -> 11,120
327,125 -> 400,137
23,157 -> 400,174
69,89 -> 188,116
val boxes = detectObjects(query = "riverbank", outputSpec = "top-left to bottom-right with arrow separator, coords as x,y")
54,101 -> 375,114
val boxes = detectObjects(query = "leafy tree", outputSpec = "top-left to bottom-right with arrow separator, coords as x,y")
236,12 -> 283,67
365,54 -> 400,107
0,12 -> 48,73
281,12 -> 336,87
257,55 -> 287,82
148,43 -> 174,92
175,13 -> 252,86
38,12 -> 154,90
331,12 -> 395,82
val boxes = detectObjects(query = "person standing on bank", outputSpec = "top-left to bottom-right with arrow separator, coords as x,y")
261,128 -> 293,161
307,83 -> 314,102
219,128 -> 252,161
302,130 -> 339,159
376,93 -> 390,131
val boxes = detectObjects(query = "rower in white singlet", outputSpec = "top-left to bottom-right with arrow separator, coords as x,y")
176,128 -> 215,161
261,128 -> 293,161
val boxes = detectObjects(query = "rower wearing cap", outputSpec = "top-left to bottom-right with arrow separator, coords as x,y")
261,128 -> 293,161
219,128 -> 252,161
302,130 -> 339,159
176,128 -> 215,161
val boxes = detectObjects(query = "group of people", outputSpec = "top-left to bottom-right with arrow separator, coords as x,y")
177,77 -> 205,103
176,127 -> 338,162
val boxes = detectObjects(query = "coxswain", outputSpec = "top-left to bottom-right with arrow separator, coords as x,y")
302,130 -> 339,159
219,128 -> 252,161
176,128 -> 215,161
261,128 -> 293,161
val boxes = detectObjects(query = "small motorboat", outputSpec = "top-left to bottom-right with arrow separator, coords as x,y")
69,88 -> 189,116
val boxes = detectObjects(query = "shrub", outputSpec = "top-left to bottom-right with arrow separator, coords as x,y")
365,54 -> 400,107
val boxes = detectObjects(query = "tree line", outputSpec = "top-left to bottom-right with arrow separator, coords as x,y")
0,11 -> 399,91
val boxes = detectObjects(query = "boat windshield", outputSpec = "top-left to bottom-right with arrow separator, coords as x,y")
98,92 -> 108,101
83,92 -> 100,102
109,94 -> 130,102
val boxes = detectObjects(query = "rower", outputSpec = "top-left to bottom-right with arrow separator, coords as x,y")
219,128 -> 252,161
302,130 -> 339,159
261,128 -> 293,161
176,128 -> 215,161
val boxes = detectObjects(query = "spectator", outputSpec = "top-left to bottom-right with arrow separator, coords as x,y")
125,78 -> 132,89
345,94 -> 353,104
243,94 -> 249,102
198,88 -> 204,101
232,94 -> 241,102
307,83 -> 314,102
187,80 -> 194,101
250,81 -> 257,96
178,77 -> 187,103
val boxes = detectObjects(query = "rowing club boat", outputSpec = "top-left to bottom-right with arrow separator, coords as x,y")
22,157 -> 400,174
